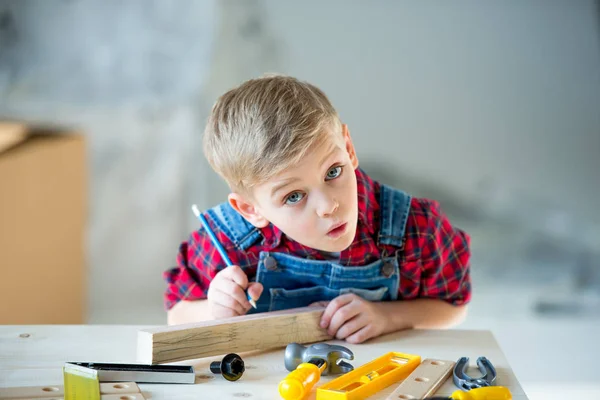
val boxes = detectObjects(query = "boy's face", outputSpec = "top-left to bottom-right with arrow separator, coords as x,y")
230,124 -> 359,253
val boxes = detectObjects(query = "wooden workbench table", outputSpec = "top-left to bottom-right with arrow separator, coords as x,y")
0,326 -> 528,399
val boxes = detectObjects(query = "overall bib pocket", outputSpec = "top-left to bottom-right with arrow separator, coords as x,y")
339,286 -> 390,301
269,285 -> 390,311
269,286 -> 338,311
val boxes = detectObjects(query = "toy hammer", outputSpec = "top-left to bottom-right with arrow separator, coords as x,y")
284,342 -> 354,376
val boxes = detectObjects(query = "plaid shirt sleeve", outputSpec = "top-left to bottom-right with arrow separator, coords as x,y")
404,198 -> 472,306
163,225 -> 236,310
162,230 -> 211,310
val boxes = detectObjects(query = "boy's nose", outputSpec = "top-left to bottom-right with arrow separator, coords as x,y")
317,197 -> 339,218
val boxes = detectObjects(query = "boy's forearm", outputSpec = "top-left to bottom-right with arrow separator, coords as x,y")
167,299 -> 212,325
378,299 -> 468,333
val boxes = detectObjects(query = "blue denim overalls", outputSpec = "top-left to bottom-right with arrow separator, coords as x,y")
206,184 -> 411,314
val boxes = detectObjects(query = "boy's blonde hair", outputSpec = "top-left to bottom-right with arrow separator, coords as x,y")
203,74 -> 342,195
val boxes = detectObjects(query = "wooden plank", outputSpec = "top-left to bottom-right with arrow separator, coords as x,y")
137,306 -> 332,364
385,358 -> 455,400
0,382 -> 143,400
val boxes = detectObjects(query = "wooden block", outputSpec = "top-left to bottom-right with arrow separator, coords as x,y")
0,384 -> 64,399
0,382 -> 143,400
99,382 -> 141,395
385,358 -> 455,400
0,397 -> 62,400
138,306 -> 332,364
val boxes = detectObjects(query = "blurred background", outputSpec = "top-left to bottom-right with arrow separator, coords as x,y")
1,1 -> 599,398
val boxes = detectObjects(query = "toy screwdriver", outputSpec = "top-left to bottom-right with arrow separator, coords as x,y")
428,386 -> 512,400
279,358 -> 327,400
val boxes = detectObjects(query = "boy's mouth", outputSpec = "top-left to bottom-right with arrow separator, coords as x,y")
326,222 -> 347,238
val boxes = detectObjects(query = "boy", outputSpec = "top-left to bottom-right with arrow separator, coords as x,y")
164,75 -> 471,344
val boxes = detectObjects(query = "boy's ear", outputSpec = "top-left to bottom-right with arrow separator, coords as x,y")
228,193 -> 270,228
342,124 -> 359,169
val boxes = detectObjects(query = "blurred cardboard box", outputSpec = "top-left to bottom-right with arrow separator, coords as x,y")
0,121 -> 87,324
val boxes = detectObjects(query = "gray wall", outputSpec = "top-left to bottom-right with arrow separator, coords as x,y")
210,0 -> 600,225
0,0 -> 218,322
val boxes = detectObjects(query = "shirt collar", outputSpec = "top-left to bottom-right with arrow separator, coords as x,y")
260,167 -> 379,249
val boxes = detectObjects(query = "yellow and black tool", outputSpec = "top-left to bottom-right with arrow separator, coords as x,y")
63,361 -> 195,399
279,358 -> 327,400
428,386 -> 512,400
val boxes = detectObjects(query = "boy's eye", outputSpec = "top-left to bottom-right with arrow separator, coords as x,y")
325,166 -> 343,180
284,191 -> 305,205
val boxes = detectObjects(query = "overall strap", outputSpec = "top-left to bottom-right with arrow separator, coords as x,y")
205,203 -> 262,251
377,183 -> 412,248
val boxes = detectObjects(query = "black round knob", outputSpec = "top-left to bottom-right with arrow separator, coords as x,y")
210,353 -> 245,381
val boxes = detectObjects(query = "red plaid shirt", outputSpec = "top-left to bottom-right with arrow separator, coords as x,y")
163,168 -> 471,310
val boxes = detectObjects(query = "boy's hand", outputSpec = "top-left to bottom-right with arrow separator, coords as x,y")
313,293 -> 389,344
207,265 -> 263,319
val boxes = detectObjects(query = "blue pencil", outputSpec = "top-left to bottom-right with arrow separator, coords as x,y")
191,204 -> 257,309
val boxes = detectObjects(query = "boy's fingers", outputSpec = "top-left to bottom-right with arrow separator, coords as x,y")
309,301 -> 330,307
220,265 -> 249,289
334,313 -> 366,340
209,289 -> 246,315
211,303 -> 240,319
247,282 -> 263,301
320,294 -> 355,329
210,279 -> 250,310
327,302 -> 361,336
345,324 -> 372,344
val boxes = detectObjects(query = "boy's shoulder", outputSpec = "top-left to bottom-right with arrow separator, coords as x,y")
375,185 -> 463,248
361,169 -> 467,245
357,168 -> 447,235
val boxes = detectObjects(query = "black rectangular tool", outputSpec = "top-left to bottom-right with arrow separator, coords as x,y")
65,362 -> 196,384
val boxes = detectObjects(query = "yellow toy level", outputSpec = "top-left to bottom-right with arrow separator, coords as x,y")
317,352 -> 421,400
